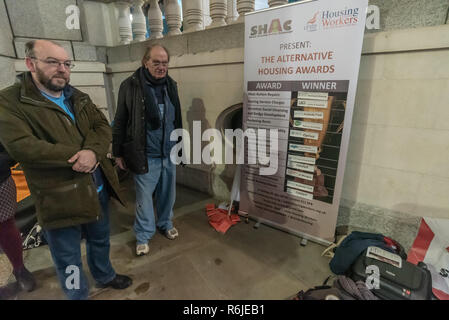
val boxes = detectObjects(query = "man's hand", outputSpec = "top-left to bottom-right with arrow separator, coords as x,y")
89,161 -> 100,173
115,157 -> 127,171
68,150 -> 97,173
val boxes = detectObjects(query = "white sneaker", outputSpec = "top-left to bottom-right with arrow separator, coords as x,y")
165,227 -> 179,240
136,243 -> 149,256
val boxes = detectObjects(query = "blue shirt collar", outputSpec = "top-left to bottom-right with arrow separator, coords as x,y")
63,85 -> 74,99
39,84 -> 74,101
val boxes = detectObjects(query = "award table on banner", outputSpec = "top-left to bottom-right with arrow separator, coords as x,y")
239,0 -> 368,244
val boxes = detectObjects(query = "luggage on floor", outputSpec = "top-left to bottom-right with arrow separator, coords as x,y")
329,231 -> 406,275
349,246 -> 432,300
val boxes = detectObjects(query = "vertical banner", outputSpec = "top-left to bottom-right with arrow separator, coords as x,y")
240,0 -> 368,244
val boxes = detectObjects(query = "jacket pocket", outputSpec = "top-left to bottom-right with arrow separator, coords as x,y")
123,140 -> 147,173
35,176 -> 100,227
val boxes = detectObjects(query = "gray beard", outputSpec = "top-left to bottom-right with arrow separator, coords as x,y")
36,69 -> 69,92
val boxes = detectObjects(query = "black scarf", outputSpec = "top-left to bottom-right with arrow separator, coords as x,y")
140,67 -> 167,130
142,66 -> 167,86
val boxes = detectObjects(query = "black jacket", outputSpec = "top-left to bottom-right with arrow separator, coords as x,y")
0,143 -> 15,184
112,67 -> 183,174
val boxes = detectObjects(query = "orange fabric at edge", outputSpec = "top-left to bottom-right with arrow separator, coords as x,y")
10,164 -> 31,202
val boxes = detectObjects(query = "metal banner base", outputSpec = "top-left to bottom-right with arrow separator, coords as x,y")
239,211 -> 333,247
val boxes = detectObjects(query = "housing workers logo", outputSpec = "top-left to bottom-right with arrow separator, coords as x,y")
305,7 -> 360,32
250,19 -> 293,38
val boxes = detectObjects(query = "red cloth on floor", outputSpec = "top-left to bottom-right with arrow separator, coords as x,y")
205,205 -> 240,234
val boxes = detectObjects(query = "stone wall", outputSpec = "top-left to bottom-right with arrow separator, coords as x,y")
81,0 -> 121,47
0,0 -> 16,89
366,0 -> 449,32
0,0 -> 111,121
340,25 -> 449,249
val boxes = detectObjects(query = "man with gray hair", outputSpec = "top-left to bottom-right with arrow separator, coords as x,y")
0,39 -> 132,300
113,44 -> 183,256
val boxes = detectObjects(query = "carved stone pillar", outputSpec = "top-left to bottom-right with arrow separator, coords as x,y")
131,0 -> 147,41
116,1 -> 133,45
236,0 -> 254,23
208,0 -> 227,28
148,0 -> 163,39
182,0 -> 204,32
203,0 -> 212,28
226,0 -> 237,24
268,0 -> 288,7
164,0 -> 182,36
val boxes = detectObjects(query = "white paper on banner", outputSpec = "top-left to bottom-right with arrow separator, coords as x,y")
290,129 -> 319,140
297,99 -> 328,108
297,91 -> 328,101
294,111 -> 324,119
407,217 -> 449,300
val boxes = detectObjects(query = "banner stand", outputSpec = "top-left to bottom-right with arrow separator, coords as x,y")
240,0 -> 368,245
240,212 -> 333,247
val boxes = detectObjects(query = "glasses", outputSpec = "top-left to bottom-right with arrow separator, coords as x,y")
30,57 -> 75,70
150,60 -> 169,67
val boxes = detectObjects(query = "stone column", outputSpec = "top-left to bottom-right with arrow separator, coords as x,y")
182,0 -> 203,32
148,0 -> 163,39
164,0 -> 182,36
202,0 -> 212,28
226,0 -> 237,24
116,1 -> 133,45
131,0 -> 147,41
208,0 -> 227,28
268,0 -> 288,7
236,0 -> 254,23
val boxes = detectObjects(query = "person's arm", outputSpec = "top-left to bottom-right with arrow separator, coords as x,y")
115,157 -> 127,170
81,97 -> 113,162
112,80 -> 130,158
0,98 -> 79,168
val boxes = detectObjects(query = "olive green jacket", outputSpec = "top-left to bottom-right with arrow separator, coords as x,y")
0,72 -> 125,230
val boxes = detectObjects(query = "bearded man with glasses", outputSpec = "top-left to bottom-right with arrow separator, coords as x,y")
0,40 -> 132,300
112,44 -> 183,257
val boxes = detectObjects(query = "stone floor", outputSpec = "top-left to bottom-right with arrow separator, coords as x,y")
1,176 -> 333,300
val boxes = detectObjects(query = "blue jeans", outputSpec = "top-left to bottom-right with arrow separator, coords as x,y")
43,189 -> 116,300
134,157 -> 176,244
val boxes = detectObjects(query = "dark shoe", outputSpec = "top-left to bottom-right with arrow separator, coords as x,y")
0,283 -> 20,300
13,267 -> 36,292
97,274 -> 132,290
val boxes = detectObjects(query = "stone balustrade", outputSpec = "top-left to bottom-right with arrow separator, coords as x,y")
268,0 -> 288,7
182,0 -> 204,32
103,0 -> 386,44
116,1 -> 133,45
165,0 -> 182,35
147,0 -> 164,39
118,0 -> 266,42
120,0 -> 300,42
236,0 -> 255,23
208,0 -> 228,28
131,0 -> 147,41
